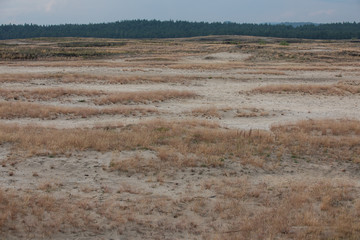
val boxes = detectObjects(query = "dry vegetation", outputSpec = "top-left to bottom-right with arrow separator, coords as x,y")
1,177 -> 359,240
250,82 -> 360,95
0,119 -> 360,239
203,177 -> 360,239
190,107 -> 270,118
1,36 -> 360,239
1,119 -> 359,165
0,73 -> 202,84
94,90 -> 197,105
0,102 -> 158,119
0,88 -> 103,101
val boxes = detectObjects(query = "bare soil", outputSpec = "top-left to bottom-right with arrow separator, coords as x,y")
0,36 -> 360,239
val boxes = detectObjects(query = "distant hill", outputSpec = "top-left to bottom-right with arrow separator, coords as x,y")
0,20 -> 359,40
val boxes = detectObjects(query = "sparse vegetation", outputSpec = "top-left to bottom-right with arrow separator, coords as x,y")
0,119 -> 359,239
0,73 -> 201,84
0,119 -> 359,163
0,46 -> 117,60
0,88 -> 103,101
94,90 -> 197,105
1,37 -> 360,239
0,102 -> 158,119
190,107 -> 270,118
249,82 -> 360,95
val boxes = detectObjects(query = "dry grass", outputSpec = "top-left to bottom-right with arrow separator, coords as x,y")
203,177 -> 360,239
0,73 -> 202,84
236,107 -> 270,118
2,37 -> 360,240
191,107 -> 270,118
239,70 -> 286,75
271,119 -> 360,162
0,102 -> 158,119
95,90 -> 197,105
191,106 -> 224,118
249,82 -> 360,95
170,62 -> 249,70
0,188 -> 134,238
1,176 -> 359,239
0,88 -> 102,101
1,119 -> 358,166
0,88 -> 197,105
3,60 -> 357,72
0,120 -> 270,167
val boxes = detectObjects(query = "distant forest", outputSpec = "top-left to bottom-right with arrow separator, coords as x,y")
0,20 -> 359,40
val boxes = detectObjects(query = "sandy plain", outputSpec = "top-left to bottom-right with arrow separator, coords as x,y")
0,36 -> 360,239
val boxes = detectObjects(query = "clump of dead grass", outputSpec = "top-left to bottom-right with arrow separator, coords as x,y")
0,88 -> 102,101
249,82 -> 360,95
170,62 -> 248,70
191,106 -> 224,118
0,119 -> 359,167
271,119 -> 360,162
0,102 -> 158,119
240,70 -> 286,75
0,73 -> 201,84
190,107 -> 270,118
0,120 -> 271,169
95,90 -> 197,105
204,178 -> 360,240
236,107 -> 270,118
0,189 -> 101,237
0,186 -> 155,238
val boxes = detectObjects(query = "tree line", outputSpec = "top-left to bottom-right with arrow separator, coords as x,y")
0,20 -> 359,40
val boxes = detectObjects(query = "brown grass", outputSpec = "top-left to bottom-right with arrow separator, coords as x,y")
0,88 -> 197,105
271,119 -> 360,162
1,119 -> 358,165
95,90 -> 197,105
239,70 -> 286,75
0,188 -> 133,238
249,82 -> 360,95
0,88 -> 102,101
170,62 -> 249,70
203,177 -> 360,239
191,106 -> 270,118
2,38 -> 360,240
0,73 -> 202,84
1,176 -> 359,239
191,106 -> 224,118
0,120 -> 270,166
236,107 -> 270,118
0,102 -> 158,119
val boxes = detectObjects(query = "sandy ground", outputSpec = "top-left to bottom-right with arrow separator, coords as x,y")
1,51 -> 359,130
0,38 -> 360,239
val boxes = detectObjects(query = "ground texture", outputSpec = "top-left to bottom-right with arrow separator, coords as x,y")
0,36 -> 360,239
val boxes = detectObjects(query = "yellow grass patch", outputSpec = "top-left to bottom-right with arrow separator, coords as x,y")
249,82 -> 360,95
95,90 -> 197,105
0,101 -> 158,119
0,88 -> 102,101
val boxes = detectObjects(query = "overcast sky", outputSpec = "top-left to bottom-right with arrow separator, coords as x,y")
0,0 -> 359,25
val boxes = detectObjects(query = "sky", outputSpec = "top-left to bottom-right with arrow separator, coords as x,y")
0,0 -> 359,25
